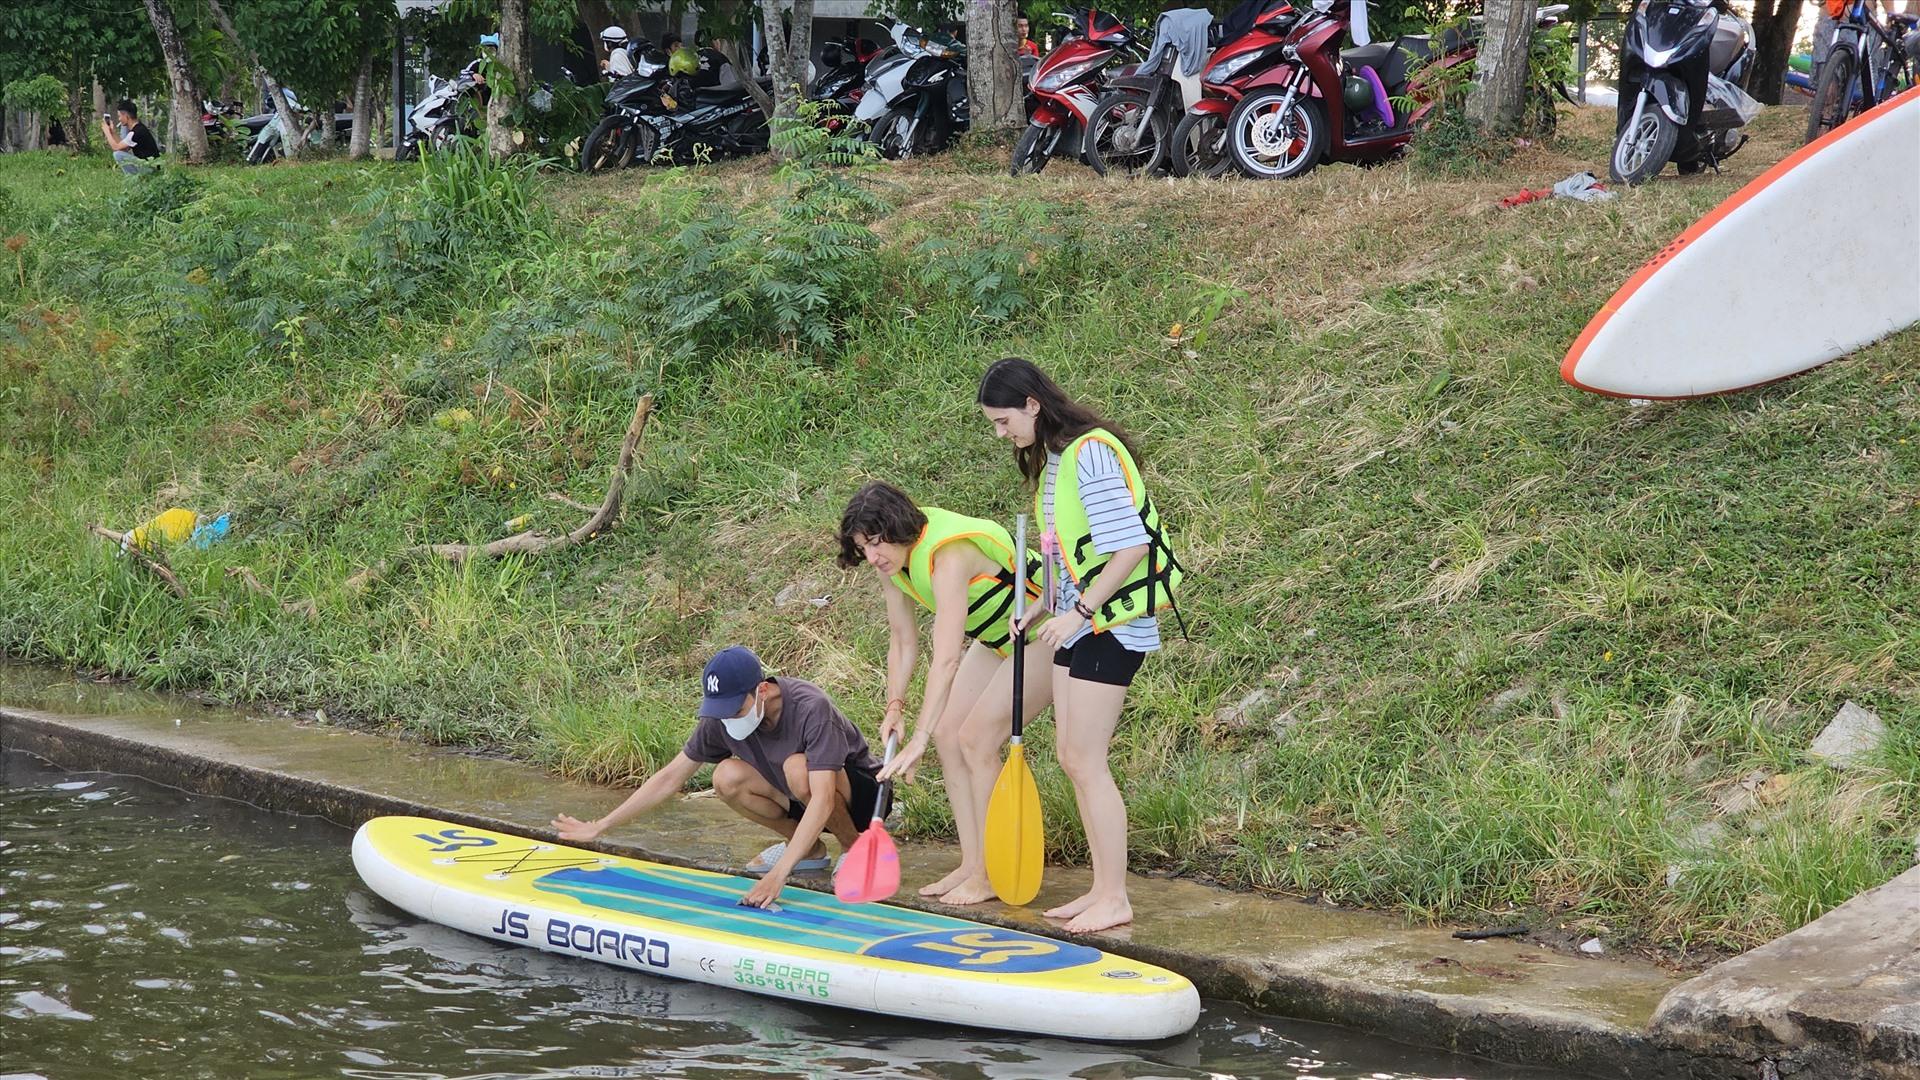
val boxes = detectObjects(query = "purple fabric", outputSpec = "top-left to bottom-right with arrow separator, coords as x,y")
1360,65 -> 1393,125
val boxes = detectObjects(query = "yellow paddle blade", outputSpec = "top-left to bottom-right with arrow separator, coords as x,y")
984,744 -> 1044,906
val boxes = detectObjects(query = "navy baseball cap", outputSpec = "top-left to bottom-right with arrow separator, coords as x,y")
698,646 -> 764,719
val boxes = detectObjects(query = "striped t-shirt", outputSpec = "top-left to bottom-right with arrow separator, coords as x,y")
1043,441 -> 1161,653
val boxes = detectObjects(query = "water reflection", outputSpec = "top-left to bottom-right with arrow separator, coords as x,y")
1,749 -> 1575,1079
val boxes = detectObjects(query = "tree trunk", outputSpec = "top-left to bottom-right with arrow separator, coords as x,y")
1466,0 -> 1539,133
206,0 -> 303,159
67,82 -> 92,153
759,0 -> 814,139
713,36 -> 776,122
143,0 -> 211,162
349,43 -> 377,159
1748,0 -> 1803,105
92,78 -> 108,123
489,0 -> 531,159
966,0 -> 1023,131
577,0 -> 618,43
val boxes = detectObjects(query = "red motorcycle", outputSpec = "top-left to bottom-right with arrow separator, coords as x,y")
1169,2 -> 1303,177
1012,8 -> 1142,175
1225,0 -> 1567,180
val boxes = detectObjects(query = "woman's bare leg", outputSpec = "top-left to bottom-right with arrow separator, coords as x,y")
1042,667 -> 1133,933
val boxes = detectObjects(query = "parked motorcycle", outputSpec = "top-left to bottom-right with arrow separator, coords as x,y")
1084,9 -> 1217,176
855,23 -> 969,159
579,48 -> 768,173
244,92 -> 354,164
1012,8 -> 1142,175
1610,0 -> 1757,185
399,68 -> 485,160
809,32 -> 880,131
1169,2 -> 1303,177
1223,0 -> 1568,181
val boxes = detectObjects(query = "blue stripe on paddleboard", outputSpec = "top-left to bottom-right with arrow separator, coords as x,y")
532,866 -> 1109,975
533,867 -> 945,952
635,864 -> 962,932
537,876 -> 874,952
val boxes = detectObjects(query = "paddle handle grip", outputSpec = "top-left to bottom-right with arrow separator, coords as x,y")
873,734 -> 898,825
1011,514 -> 1026,742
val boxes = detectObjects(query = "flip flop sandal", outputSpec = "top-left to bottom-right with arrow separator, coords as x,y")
744,842 -> 829,876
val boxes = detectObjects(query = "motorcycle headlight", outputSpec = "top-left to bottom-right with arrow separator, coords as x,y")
1206,50 -> 1265,85
1037,57 -> 1102,91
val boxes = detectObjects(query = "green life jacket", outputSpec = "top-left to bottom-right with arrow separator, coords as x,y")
1040,429 -> 1184,633
893,506 -> 1042,656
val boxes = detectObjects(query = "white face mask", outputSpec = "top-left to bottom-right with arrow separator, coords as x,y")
721,692 -> 764,741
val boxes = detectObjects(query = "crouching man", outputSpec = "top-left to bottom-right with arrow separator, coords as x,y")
552,645 -> 887,908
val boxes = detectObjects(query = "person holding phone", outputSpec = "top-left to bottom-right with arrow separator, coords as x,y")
100,99 -> 160,174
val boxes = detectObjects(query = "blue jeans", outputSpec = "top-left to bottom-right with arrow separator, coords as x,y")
114,150 -> 155,175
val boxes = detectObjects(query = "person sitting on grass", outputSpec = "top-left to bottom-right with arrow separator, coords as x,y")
100,99 -> 160,175
552,645 -> 887,909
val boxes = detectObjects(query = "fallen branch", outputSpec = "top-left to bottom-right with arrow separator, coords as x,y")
88,523 -> 188,598
411,394 -> 654,564
544,491 -> 596,513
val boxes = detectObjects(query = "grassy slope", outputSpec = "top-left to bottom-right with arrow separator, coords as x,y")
2,106 -> 1914,960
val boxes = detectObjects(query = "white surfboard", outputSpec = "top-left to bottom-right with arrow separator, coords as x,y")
1563,86 -> 1920,399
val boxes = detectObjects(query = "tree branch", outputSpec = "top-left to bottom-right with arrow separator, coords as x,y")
88,523 -> 188,598
412,393 -> 654,564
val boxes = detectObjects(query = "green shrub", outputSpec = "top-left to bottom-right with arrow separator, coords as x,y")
109,168 -> 207,226
623,113 -> 887,357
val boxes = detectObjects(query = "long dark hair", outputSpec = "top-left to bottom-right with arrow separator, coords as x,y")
975,357 -> 1138,485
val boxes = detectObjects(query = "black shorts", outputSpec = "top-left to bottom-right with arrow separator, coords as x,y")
784,765 -> 891,830
1052,630 -> 1146,687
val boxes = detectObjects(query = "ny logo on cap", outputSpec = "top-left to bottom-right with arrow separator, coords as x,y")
708,674 -> 720,693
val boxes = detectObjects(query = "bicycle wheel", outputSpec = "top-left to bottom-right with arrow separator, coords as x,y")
1806,44 -> 1858,144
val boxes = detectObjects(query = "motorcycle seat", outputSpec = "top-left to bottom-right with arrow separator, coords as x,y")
1340,42 -> 1397,69
1341,36 -> 1426,87
695,85 -> 749,106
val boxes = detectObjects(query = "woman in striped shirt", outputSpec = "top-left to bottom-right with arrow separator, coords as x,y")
976,357 -> 1180,934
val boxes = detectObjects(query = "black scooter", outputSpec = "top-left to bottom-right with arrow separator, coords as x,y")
1610,0 -> 1759,185
809,33 -> 880,128
853,24 -> 969,160
579,49 -> 768,173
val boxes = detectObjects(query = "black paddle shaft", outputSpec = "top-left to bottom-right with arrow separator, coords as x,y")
1011,514 -> 1027,741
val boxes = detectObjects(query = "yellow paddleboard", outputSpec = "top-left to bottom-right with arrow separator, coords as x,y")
352,816 -> 1200,1040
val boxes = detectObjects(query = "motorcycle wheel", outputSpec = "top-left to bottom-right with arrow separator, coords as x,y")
1010,123 -> 1064,176
1805,45 -> 1858,145
580,116 -> 635,174
872,105 -> 921,160
1085,91 -> 1168,177
1226,90 -> 1326,181
1608,106 -> 1678,186
1170,112 -> 1231,179
396,138 -> 419,162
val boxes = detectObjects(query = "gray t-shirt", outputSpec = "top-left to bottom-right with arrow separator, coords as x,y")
682,677 -> 878,800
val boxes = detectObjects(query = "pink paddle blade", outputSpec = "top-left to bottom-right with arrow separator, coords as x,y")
834,822 -> 900,903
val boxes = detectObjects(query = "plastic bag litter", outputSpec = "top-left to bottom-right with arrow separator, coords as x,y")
1552,171 -> 1616,202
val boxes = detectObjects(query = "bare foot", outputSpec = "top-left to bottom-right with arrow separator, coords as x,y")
1043,891 -> 1096,921
1061,895 -> 1132,934
936,875 -> 997,906
918,865 -> 971,897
